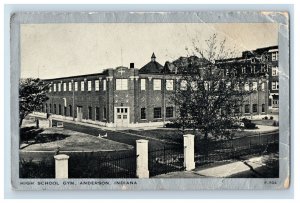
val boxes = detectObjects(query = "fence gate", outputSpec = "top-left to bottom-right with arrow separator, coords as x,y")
148,146 -> 184,177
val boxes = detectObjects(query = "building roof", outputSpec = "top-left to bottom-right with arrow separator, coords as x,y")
139,53 -> 164,74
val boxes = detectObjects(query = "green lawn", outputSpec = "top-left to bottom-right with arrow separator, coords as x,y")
20,127 -> 133,152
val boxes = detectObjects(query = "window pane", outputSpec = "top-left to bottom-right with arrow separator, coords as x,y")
88,81 -> 92,91
253,104 -> 257,113
141,79 -> 146,90
81,81 -> 85,91
116,79 -> 128,90
69,82 -> 72,91
153,79 -> 161,90
63,83 -> 66,91
252,82 -> 257,91
244,82 -> 249,91
166,107 -> 173,118
103,80 -> 107,91
245,104 -> 250,113
180,80 -> 187,90
154,107 -> 162,118
141,108 -> 146,119
74,82 -> 78,91
166,80 -> 173,91
95,80 -> 99,91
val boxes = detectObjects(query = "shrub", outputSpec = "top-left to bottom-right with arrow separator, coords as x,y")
241,118 -> 257,129
165,122 -> 182,128
270,116 -> 274,120
264,116 -> 268,120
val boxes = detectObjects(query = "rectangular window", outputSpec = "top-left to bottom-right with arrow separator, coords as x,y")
180,80 -> 187,90
242,67 -> 246,74
226,82 -> 231,89
49,85 -> 52,92
69,82 -> 72,91
88,81 -> 92,91
245,104 -> 250,114
252,82 -> 257,91
95,107 -> 100,120
244,82 -> 249,91
74,82 -> 78,91
262,104 -> 265,113
261,82 -> 265,91
166,79 -> 173,91
95,80 -> 100,91
166,107 -> 174,118
103,107 -> 107,120
103,80 -> 107,91
234,83 -> 239,91
272,67 -> 279,76
253,104 -> 258,113
272,52 -> 278,61
204,81 -> 209,90
116,79 -> 128,90
141,79 -> 146,90
141,108 -> 146,120
59,104 -> 62,115
81,81 -> 85,91
88,106 -> 92,120
272,82 -> 279,90
191,81 -> 198,91
58,83 -> 61,92
63,83 -> 67,91
153,79 -> 161,90
69,105 -> 72,117
154,107 -> 162,119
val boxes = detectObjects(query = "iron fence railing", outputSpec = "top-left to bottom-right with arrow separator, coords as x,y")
148,146 -> 184,177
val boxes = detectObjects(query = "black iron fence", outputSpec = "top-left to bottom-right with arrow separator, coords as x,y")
195,132 -> 279,167
68,151 -> 137,178
148,146 -> 184,177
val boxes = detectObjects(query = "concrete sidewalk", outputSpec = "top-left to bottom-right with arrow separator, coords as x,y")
154,155 -> 270,178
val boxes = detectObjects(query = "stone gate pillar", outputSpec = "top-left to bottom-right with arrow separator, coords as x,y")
136,139 -> 149,178
183,134 -> 195,171
54,154 -> 69,179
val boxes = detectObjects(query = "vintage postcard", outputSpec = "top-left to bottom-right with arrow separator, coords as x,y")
10,11 -> 290,190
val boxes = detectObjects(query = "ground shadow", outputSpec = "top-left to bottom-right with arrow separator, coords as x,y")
20,126 -> 70,149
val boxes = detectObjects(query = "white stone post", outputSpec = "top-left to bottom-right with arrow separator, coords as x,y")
54,154 -> 69,179
183,134 -> 195,171
136,139 -> 149,178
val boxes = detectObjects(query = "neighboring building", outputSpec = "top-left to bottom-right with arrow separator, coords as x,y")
240,46 -> 279,109
42,51 -> 271,128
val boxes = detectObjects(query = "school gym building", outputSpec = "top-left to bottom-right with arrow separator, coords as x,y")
42,53 -> 270,128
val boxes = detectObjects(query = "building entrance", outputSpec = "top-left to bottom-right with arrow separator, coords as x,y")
115,107 -> 129,128
76,106 -> 83,121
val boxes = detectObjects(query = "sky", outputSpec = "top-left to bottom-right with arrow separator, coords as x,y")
20,23 -> 278,79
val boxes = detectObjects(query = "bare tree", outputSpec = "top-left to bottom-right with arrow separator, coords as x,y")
171,34 -> 260,141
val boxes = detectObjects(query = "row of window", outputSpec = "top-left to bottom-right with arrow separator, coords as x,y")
49,78 -> 267,93
244,104 -> 265,114
141,107 -> 174,119
50,80 -> 107,92
43,103 -> 107,120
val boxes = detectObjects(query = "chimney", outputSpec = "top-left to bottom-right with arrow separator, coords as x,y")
130,63 -> 134,69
